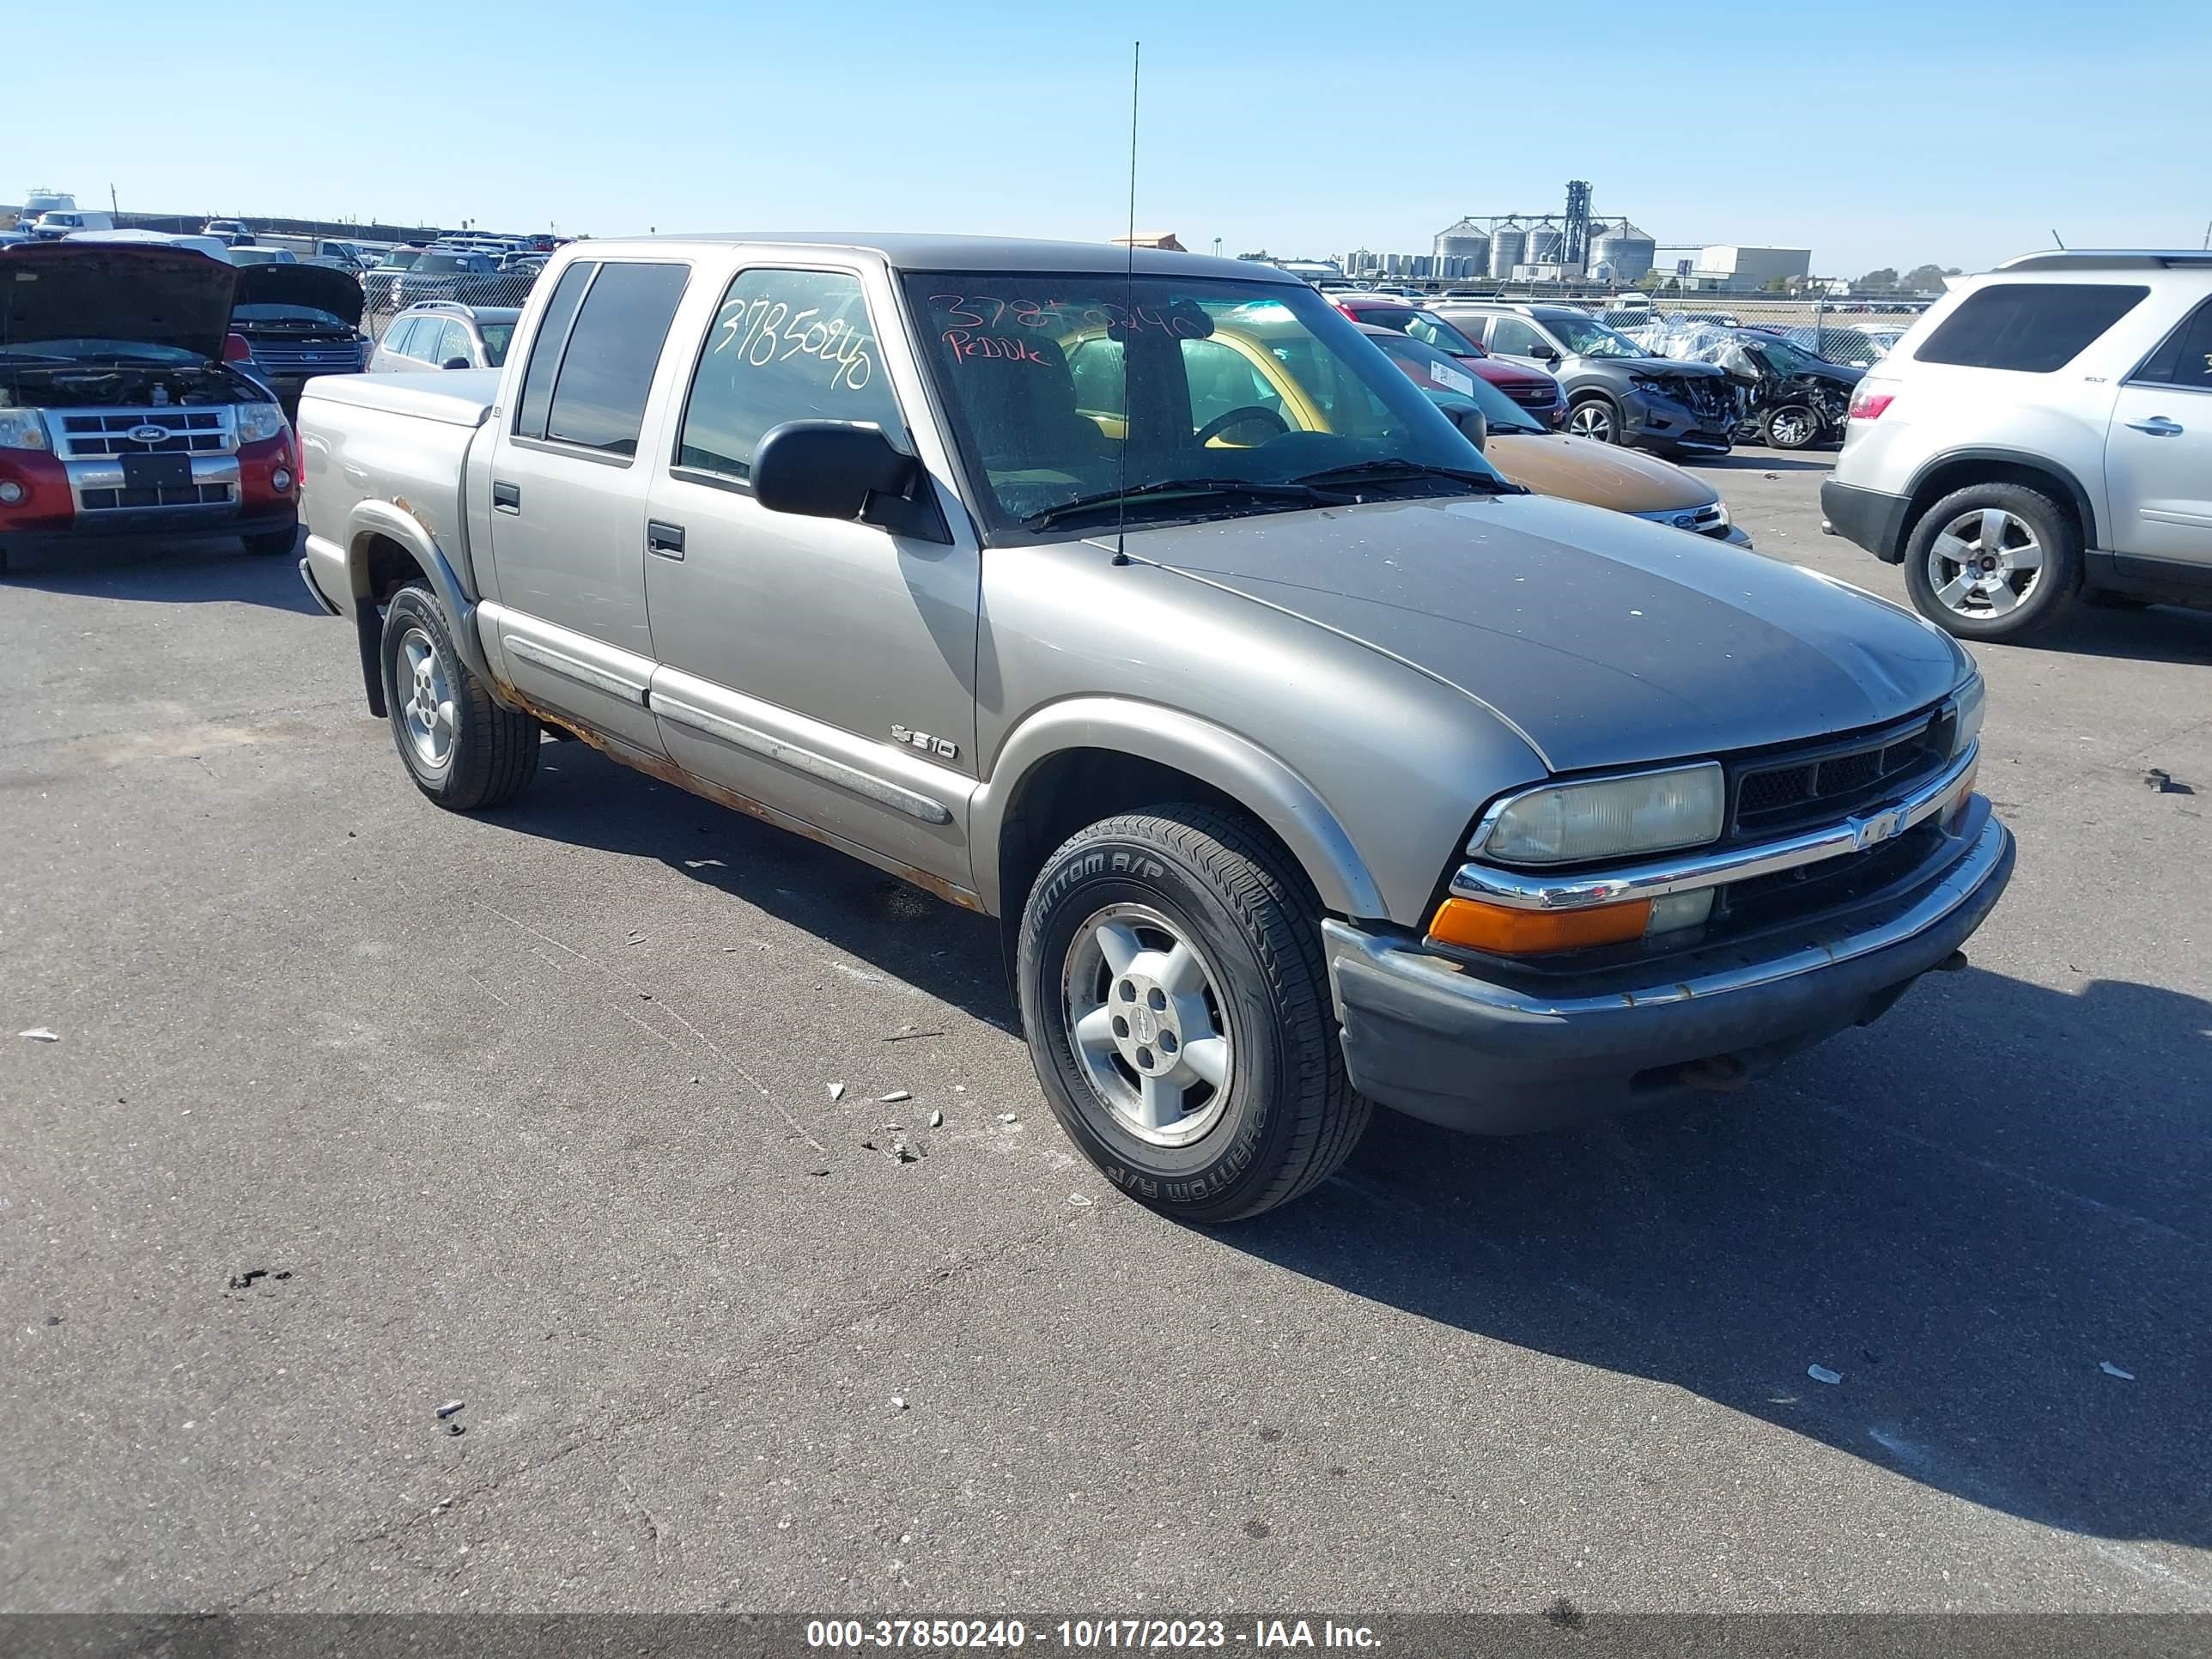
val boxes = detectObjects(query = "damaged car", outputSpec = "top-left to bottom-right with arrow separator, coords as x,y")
0,240 -> 299,574
228,261 -> 370,418
1626,319 -> 1863,450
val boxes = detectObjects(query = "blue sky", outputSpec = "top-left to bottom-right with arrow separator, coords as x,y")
14,0 -> 2209,277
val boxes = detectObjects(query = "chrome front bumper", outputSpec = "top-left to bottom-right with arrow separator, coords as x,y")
1323,793 -> 2014,1134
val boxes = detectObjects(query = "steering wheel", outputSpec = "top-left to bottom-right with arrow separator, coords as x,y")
1195,405 -> 1291,445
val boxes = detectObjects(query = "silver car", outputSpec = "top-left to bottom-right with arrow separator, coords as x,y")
296,234 -> 2012,1221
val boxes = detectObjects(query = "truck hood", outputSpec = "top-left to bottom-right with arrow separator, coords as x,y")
1484,433 -> 1712,514
1127,495 -> 1966,774
232,263 -> 364,327
0,240 -> 238,359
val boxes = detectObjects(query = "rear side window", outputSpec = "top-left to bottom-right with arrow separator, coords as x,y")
541,263 -> 690,457
1914,283 -> 2148,373
514,263 -> 596,439
381,319 -> 420,356
674,268 -> 904,482
2130,301 -> 2212,392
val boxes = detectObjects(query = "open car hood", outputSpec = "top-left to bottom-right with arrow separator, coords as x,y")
0,240 -> 238,359
232,262 -> 364,327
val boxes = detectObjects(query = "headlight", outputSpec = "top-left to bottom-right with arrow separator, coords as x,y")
0,408 -> 50,451
234,402 -> 287,445
1474,762 -> 1726,865
1947,675 -> 1984,758
1628,375 -> 1673,395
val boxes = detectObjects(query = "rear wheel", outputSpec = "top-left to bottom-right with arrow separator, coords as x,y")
380,581 -> 539,809
1566,395 -> 1623,445
1903,483 -> 2081,642
1016,805 -> 1368,1224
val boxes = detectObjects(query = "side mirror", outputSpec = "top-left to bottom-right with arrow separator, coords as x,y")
441,356 -> 471,370
751,421 -> 947,542
1450,405 -> 1488,451
1530,344 -> 1559,363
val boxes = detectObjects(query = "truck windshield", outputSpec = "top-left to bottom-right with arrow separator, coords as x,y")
903,274 -> 1503,534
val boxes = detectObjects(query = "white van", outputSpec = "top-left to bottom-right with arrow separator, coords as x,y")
29,209 -> 115,240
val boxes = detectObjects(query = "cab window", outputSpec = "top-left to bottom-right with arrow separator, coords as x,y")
675,268 -> 907,483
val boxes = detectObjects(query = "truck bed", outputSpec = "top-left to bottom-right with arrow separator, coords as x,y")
303,368 -> 499,428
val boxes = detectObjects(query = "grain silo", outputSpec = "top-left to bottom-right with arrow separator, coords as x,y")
1525,224 -> 1565,268
1590,222 -> 1656,285
1433,217 -> 1491,279
1487,222 -> 1527,280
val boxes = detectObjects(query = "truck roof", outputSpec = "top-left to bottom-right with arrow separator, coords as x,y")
604,232 -> 1298,283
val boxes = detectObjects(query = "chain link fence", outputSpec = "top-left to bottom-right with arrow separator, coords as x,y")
358,255 -> 547,358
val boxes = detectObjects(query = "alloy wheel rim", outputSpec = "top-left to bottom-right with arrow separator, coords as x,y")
1927,507 -> 2044,619
1062,902 -> 1235,1148
1570,404 -> 1613,441
398,626 -> 456,769
1770,407 -> 1815,446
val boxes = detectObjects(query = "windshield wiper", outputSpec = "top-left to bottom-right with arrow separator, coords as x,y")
1024,477 -> 1332,532
1289,459 -> 1526,495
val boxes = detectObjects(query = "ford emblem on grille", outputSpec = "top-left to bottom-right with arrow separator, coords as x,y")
126,424 -> 170,445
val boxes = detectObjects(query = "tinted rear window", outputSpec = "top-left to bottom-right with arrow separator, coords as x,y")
1915,283 -> 2148,373
542,262 -> 690,456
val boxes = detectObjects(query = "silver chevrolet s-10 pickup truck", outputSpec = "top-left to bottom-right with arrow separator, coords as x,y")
295,234 -> 2013,1221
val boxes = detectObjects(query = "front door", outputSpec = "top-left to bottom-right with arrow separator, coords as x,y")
641,262 -> 982,894
2106,298 -> 2212,569
481,258 -> 693,757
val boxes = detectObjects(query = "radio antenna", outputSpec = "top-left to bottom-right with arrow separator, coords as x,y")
1114,40 -> 1140,566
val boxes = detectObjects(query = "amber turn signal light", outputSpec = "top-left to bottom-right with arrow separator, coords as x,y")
1428,895 -> 1652,956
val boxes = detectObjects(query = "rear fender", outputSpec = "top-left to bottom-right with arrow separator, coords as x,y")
343,499 -> 510,711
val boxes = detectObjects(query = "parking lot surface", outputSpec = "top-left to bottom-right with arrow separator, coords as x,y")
3,452 -> 2209,1614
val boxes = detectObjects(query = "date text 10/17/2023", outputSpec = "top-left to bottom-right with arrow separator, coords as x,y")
804,1619 -> 1382,1650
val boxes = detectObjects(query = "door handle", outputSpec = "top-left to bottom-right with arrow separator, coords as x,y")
492,480 -> 521,512
647,520 -> 686,559
2125,416 -> 2184,436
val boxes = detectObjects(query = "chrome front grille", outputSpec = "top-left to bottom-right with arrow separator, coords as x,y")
58,410 -> 236,459
245,341 -> 363,373
1727,707 -> 1953,841
1499,381 -> 1559,409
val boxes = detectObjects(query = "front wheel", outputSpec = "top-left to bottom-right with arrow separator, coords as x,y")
1016,805 -> 1369,1224
380,581 -> 540,809
1762,403 -> 1820,449
1566,395 -> 1623,445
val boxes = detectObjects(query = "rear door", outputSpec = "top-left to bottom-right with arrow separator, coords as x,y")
2106,295 -> 2212,569
641,259 -> 982,892
479,257 -> 693,757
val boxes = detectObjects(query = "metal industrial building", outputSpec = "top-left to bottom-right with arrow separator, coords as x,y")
1693,245 -> 1813,290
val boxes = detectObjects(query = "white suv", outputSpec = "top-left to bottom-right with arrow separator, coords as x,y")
1823,250 -> 2212,641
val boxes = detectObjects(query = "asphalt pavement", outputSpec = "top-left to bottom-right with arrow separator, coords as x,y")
3,452 -> 2209,1616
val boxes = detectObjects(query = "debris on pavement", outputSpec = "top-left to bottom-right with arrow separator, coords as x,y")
1068,1193 -> 1094,1207
807,1166 -> 830,1177
18,1028 -> 59,1042
2100,1361 -> 2136,1380
435,1401 -> 465,1419
890,1395 -> 908,1411
2143,769 -> 2194,795
998,1112 -> 1018,1123
828,1083 -> 846,1102
228,1269 -> 268,1291
447,1423 -> 465,1436
878,1090 -> 912,1103
884,1030 -> 945,1043
928,1110 -> 943,1128
1807,1364 -> 1844,1385
860,1137 -> 921,1164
